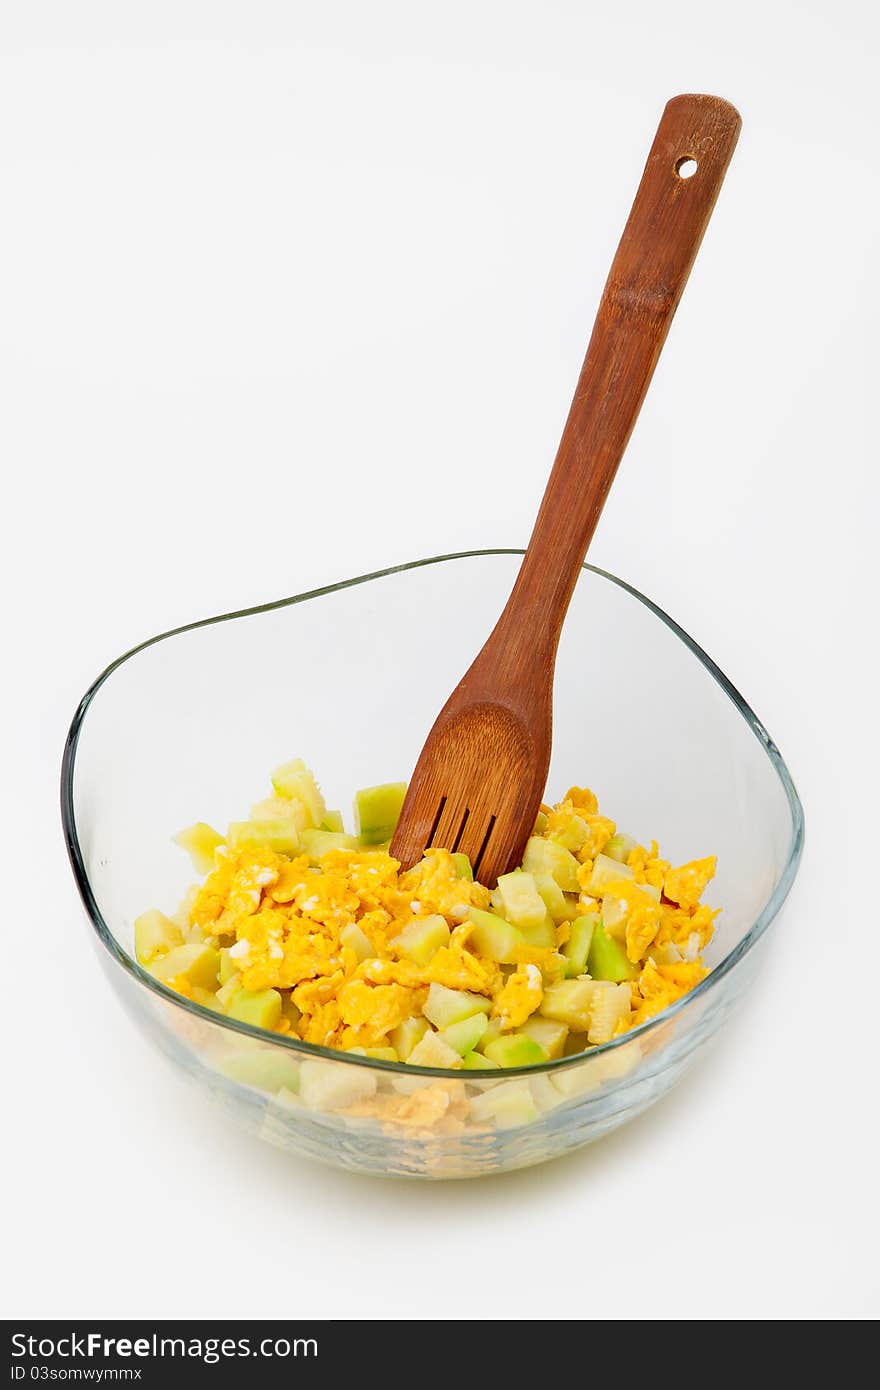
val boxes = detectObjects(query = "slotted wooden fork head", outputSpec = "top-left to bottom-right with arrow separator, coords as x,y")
390,694 -> 551,885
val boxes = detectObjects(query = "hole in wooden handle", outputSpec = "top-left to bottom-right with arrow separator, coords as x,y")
675,156 -> 698,179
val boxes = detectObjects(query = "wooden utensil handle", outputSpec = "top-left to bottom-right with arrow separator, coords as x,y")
492,94 -> 741,681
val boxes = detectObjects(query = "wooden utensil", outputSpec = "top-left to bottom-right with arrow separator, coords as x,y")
391,93 -> 741,883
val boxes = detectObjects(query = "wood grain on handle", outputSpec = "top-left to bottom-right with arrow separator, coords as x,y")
489,94 -> 741,682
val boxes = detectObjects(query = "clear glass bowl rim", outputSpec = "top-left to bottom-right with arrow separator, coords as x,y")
60,549 -> 805,1080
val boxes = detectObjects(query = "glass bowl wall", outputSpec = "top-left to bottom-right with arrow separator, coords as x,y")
62,552 -> 803,1178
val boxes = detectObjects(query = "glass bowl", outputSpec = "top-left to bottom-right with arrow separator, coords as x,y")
61,551 -> 803,1179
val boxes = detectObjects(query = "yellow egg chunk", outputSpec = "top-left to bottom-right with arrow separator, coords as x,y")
148,760 -> 721,1065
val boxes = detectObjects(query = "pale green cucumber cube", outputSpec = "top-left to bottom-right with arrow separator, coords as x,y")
534,872 -> 569,924
587,981 -> 632,1044
452,852 -> 473,881
529,1072 -> 563,1111
551,1065 -> 602,1100
389,1016 -> 430,1061
467,907 -> 525,963
406,1030 -> 463,1069
562,914 -> 596,978
300,827 -> 360,858
475,1015 -> 504,1054
547,812 -> 589,852
321,809 -> 345,833
518,915 -> 557,949
470,1079 -> 539,1127
221,1049 -> 300,1093
218,947 -> 240,985
346,1046 -> 399,1062
496,870 -> 548,930
422,982 -> 488,1029
353,781 -> 408,845
482,1034 -> 547,1068
520,1014 -> 569,1059
440,1012 -> 490,1056
270,758 -> 326,828
340,921 -> 374,962
588,920 -> 639,982
149,942 -> 221,990
134,909 -> 183,965
228,988 -> 283,1030
462,1050 -> 501,1070
586,853 -> 635,896
215,977 -> 243,1010
604,832 -> 640,864
299,1059 -> 377,1111
172,822 -> 225,874
522,837 -> 580,892
390,914 -> 450,966
226,820 -> 300,857
539,978 -> 595,1031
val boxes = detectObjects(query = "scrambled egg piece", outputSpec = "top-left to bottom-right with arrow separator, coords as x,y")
492,963 -> 544,1030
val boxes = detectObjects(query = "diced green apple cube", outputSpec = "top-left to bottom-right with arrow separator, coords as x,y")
226,820 -> 300,856
228,988 -> 283,1030
149,942 -> 221,990
422,982 -> 489,1029
353,782 -> 408,845
562,914 -> 596,978
539,978 -> 595,1031
482,1034 -> 547,1068
406,1030 -> 463,1069
522,837 -> 580,892
496,870 -> 548,930
466,907 -> 525,964
172,822 -> 225,874
134,909 -> 183,964
390,914 -> 450,966
389,1016 -> 430,1060
440,1012 -> 490,1056
519,1014 -> 569,1060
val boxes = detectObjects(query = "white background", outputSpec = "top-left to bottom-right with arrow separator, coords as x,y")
2,0 -> 877,1321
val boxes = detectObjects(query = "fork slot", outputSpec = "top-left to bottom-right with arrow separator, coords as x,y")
472,815 -> 497,880
451,808 -> 470,853
426,796 -> 447,850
